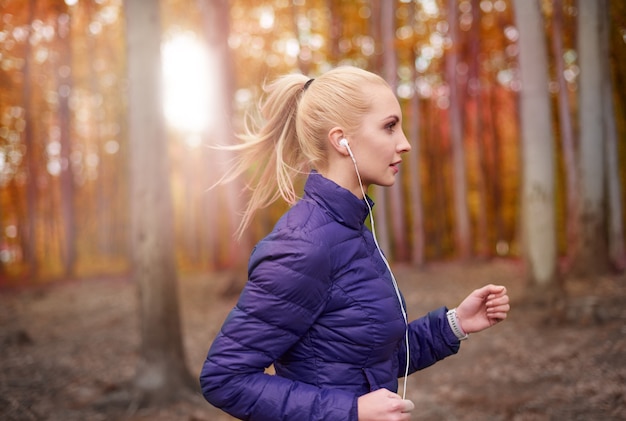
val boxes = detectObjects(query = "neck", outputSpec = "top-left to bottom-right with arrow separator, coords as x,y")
316,167 -> 367,200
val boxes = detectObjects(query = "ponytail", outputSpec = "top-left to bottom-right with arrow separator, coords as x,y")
221,74 -> 309,238
220,66 -> 388,238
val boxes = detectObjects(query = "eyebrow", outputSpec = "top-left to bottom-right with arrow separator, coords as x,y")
383,115 -> 400,123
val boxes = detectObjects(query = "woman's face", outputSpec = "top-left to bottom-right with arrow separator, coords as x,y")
348,84 -> 411,189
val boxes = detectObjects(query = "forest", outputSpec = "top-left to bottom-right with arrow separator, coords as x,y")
1,0 -> 625,420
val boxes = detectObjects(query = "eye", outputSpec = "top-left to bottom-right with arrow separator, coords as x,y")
385,121 -> 397,132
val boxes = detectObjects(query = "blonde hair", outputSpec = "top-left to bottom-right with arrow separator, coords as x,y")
223,66 -> 389,237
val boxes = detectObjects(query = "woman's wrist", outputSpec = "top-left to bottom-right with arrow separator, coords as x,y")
446,308 -> 469,340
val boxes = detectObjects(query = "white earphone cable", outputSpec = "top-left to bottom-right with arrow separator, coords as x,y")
346,146 -> 410,400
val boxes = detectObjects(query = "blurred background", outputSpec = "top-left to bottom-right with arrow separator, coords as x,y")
0,0 -> 623,286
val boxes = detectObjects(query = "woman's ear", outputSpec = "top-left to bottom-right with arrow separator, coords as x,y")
328,127 -> 350,156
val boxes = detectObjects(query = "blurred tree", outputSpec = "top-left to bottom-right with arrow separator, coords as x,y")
480,11 -> 510,259
23,0 -> 39,279
123,0 -> 194,405
82,0 -> 113,261
514,0 -> 558,287
447,0 -> 471,260
369,0 -> 391,255
600,0 -> 625,271
55,1 -> 77,278
575,0 -> 609,275
469,0 -> 489,257
406,0 -> 425,265
381,0 -> 409,261
199,0 -> 247,267
551,0 -> 580,272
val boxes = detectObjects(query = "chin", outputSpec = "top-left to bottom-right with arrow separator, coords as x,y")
366,175 -> 396,188
378,178 -> 396,187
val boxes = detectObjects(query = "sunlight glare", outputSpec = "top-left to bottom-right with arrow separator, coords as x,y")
419,0 -> 439,17
285,38 -> 300,57
259,8 -> 275,29
162,33 -> 214,140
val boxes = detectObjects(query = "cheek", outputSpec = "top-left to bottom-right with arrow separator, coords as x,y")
380,141 -> 396,160
357,133 -> 392,163
364,146 -> 392,172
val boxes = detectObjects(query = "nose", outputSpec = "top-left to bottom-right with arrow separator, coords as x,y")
397,131 -> 411,154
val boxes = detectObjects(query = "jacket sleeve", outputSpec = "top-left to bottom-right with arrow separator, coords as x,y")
397,307 -> 461,377
199,234 -> 358,421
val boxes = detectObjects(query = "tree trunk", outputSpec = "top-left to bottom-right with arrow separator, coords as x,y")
23,0 -> 38,279
407,0 -> 424,265
489,86 -> 506,253
381,0 -> 408,261
198,0 -> 247,267
447,0 -> 471,260
600,0 -> 626,271
84,0 -> 112,258
470,0 -> 489,257
429,102 -> 450,257
552,0 -> 580,272
574,0 -> 609,275
182,149 -> 200,265
514,0 -> 557,286
124,0 -> 193,406
58,5 -> 77,279
369,0 -> 391,255
434,103 -> 451,256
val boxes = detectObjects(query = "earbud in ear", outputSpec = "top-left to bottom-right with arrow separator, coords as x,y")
340,138 -> 357,164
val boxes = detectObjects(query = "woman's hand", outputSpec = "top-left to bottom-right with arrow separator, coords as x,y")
455,284 -> 510,334
357,388 -> 414,421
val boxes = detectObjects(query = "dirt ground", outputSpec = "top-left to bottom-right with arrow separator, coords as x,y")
1,259 -> 624,421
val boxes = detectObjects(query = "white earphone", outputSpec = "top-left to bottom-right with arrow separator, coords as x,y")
339,137 -> 352,157
339,136 -> 410,399
340,138 -> 358,166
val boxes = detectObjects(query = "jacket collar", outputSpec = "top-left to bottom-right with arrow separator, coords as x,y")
303,171 -> 374,229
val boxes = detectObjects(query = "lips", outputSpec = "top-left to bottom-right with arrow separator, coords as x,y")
390,161 -> 401,174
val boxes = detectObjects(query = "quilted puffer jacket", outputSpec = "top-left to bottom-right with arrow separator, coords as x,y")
200,171 -> 461,421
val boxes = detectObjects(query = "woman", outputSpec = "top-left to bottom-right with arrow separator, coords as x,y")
199,66 -> 510,421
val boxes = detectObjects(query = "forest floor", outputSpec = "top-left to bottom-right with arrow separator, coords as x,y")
1,259 -> 625,421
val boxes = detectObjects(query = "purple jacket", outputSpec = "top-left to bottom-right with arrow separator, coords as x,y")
200,172 -> 460,420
